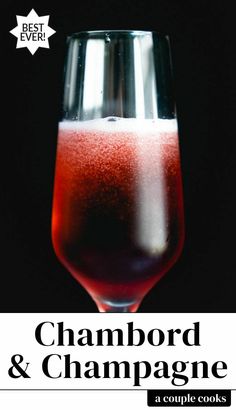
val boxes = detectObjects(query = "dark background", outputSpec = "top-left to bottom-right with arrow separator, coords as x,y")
1,0 -> 236,312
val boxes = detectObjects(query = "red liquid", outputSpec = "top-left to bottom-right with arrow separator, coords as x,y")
52,118 -> 184,309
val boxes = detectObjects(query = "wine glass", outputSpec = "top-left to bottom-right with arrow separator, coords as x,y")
51,30 -> 184,312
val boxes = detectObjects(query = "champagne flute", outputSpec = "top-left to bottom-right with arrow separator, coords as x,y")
52,30 -> 184,312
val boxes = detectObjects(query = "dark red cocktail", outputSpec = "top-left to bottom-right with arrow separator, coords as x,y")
52,117 -> 184,311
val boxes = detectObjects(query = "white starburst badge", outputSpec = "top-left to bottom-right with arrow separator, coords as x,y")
10,9 -> 56,55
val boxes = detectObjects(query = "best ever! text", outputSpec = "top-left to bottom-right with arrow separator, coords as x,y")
20,23 -> 45,41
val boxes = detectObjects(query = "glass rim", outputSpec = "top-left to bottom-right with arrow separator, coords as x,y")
68,30 -> 160,40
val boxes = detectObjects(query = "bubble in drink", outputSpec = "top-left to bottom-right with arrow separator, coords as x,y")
52,117 -> 184,309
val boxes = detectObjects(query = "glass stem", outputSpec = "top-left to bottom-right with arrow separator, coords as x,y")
96,300 -> 140,313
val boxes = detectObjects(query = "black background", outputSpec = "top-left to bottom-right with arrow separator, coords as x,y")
1,0 -> 236,312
